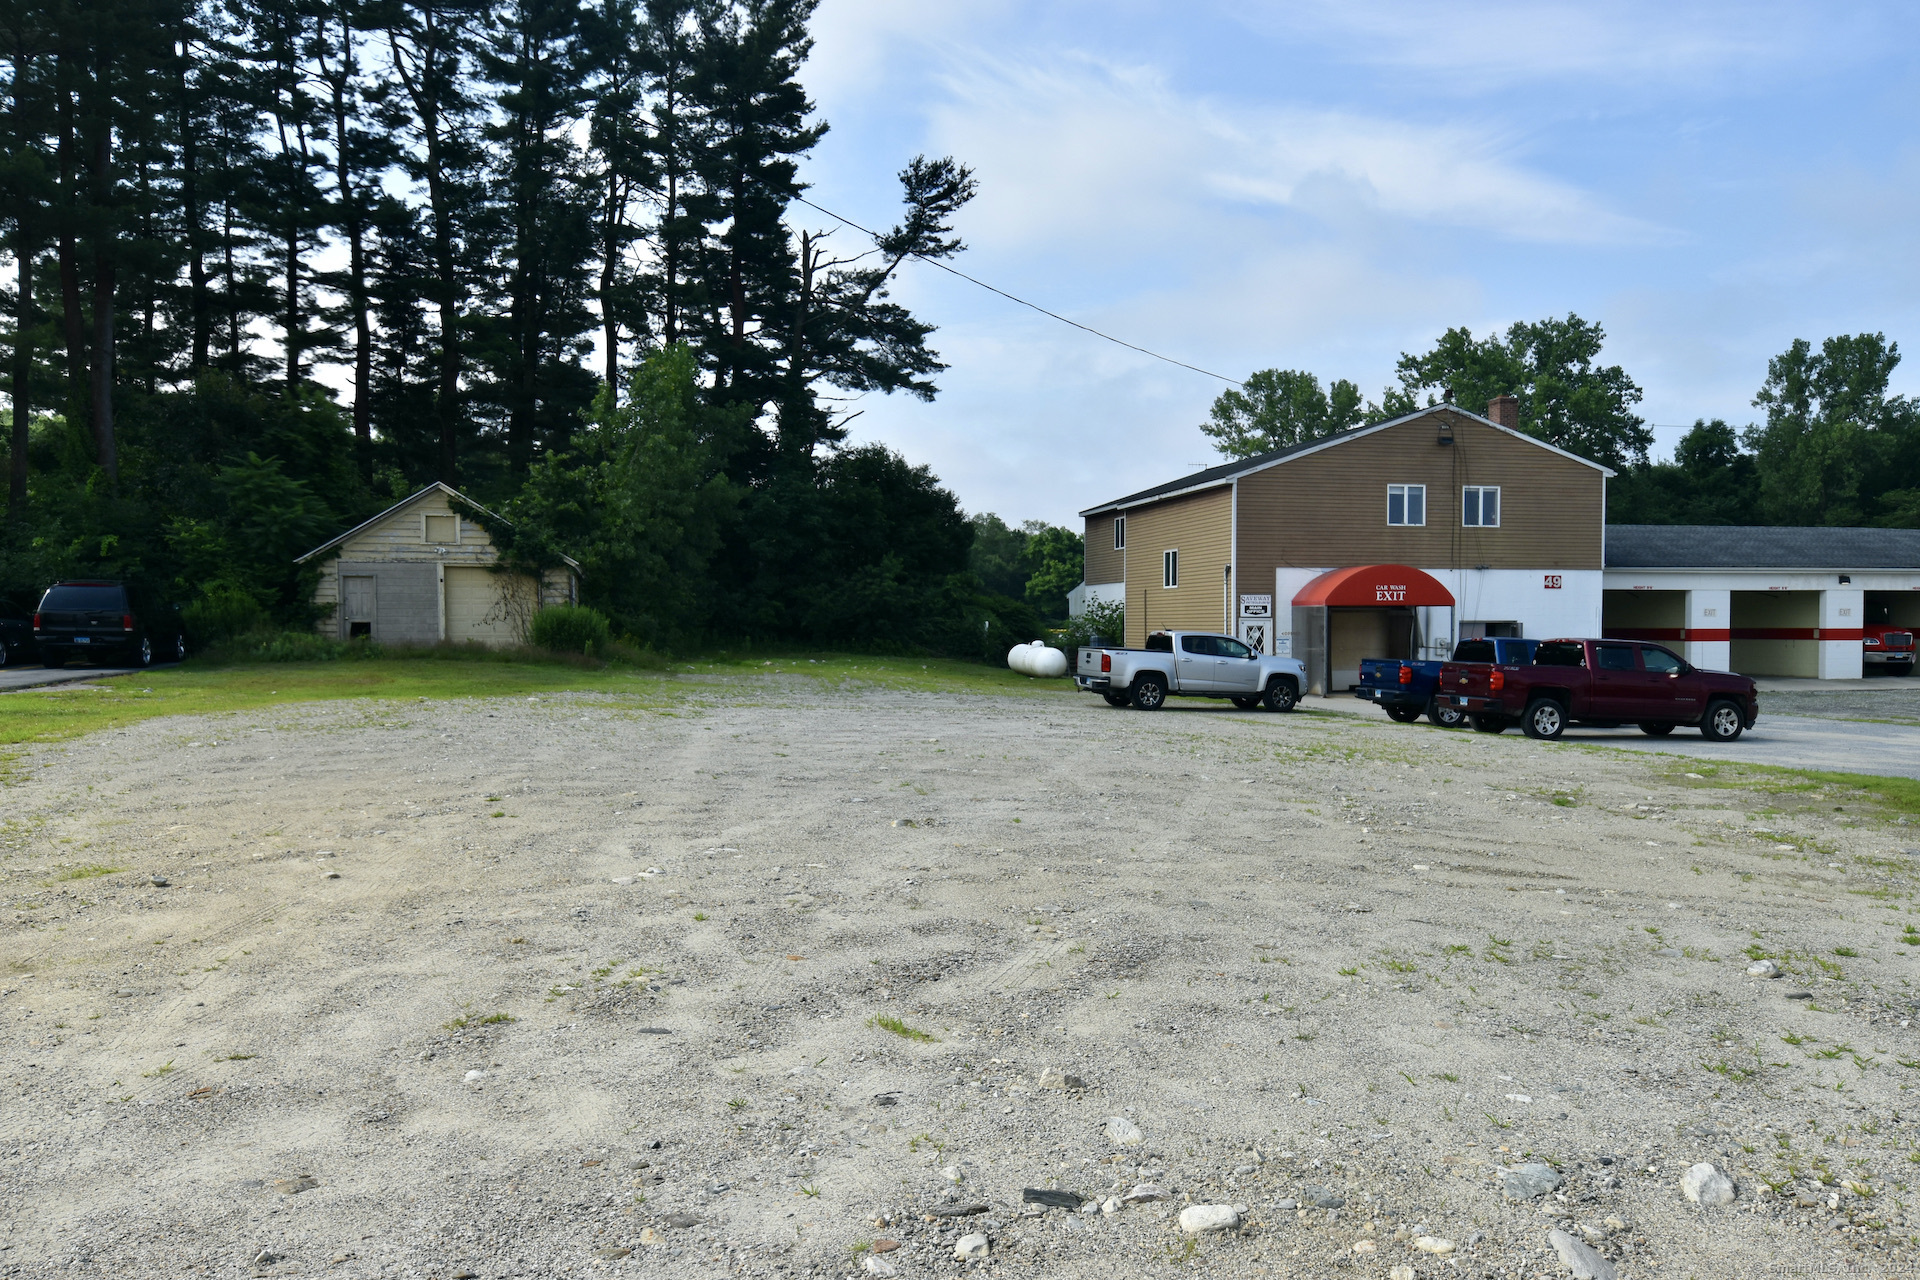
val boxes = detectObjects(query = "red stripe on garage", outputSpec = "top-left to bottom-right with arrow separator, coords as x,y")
1687,629 -> 1730,641
1728,628 -> 1866,641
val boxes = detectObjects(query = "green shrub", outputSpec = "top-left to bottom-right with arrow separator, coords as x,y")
181,585 -> 269,647
529,605 -> 612,655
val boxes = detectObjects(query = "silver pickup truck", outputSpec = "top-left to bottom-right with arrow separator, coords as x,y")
1076,631 -> 1306,711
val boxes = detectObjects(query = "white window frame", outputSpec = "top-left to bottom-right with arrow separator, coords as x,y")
1163,549 -> 1179,589
422,512 -> 461,544
1462,485 -> 1501,528
1387,484 -> 1426,527
1114,514 -> 1126,550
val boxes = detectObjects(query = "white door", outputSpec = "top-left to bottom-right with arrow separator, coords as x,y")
444,567 -> 532,645
1239,619 -> 1268,653
341,575 -> 375,639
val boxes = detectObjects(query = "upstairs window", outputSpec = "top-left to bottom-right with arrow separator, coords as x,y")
423,513 -> 459,544
1163,549 -> 1179,588
1114,514 -> 1126,549
1387,484 -> 1425,526
1463,486 -> 1501,527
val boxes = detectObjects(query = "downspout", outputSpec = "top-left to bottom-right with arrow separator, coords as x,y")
1229,479 -> 1239,639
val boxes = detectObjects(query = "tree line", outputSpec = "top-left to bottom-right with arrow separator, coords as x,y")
1204,316 -> 1920,528
0,0 -> 1079,652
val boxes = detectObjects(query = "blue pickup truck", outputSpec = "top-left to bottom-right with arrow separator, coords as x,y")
1357,637 -> 1540,727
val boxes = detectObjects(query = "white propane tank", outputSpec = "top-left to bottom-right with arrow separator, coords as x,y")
1006,640 -> 1068,678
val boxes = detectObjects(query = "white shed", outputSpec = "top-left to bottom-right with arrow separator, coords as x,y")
295,483 -> 580,646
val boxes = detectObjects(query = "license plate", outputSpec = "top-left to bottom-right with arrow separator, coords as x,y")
1455,696 -> 1467,705
74,636 -> 90,644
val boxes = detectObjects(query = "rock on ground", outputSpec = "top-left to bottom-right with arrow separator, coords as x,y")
1503,1162 -> 1565,1199
1681,1162 -> 1736,1206
1178,1204 -> 1242,1234
1549,1227 -> 1618,1280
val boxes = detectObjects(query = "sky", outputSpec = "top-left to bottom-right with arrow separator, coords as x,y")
792,0 -> 1920,527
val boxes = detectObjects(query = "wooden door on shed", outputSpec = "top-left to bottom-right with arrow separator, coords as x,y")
341,575 -> 375,639
444,567 -> 532,645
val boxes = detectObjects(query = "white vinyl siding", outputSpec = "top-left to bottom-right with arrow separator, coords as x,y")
1463,486 -> 1500,527
1387,484 -> 1426,527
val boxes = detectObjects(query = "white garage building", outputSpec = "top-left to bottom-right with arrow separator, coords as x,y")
1603,525 -> 1920,679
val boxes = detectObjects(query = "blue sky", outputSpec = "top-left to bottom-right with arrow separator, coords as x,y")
796,1 -> 1920,526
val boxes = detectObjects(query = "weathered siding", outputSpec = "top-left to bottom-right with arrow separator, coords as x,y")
1083,512 -> 1123,587
1234,412 -> 1605,611
1121,486 -> 1232,646
307,487 -> 576,645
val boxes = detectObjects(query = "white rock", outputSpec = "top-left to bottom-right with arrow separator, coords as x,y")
1121,1183 -> 1169,1203
1548,1227 -> 1617,1280
1389,1267 -> 1416,1280
463,1070 -> 485,1083
1352,1239 -> 1378,1254
1105,1116 -> 1145,1146
1038,1065 -> 1086,1090
861,1257 -> 898,1278
1414,1236 -> 1455,1255
1681,1162 -> 1735,1206
1178,1204 -> 1240,1235
953,1232 -> 989,1259
1100,1196 -> 1122,1215
939,1165 -> 963,1184
1745,959 -> 1780,978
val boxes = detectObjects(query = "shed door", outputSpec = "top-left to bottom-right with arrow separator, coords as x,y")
341,575 -> 375,639
444,567 -> 530,645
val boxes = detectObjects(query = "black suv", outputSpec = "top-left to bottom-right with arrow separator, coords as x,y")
0,600 -> 35,666
34,580 -> 187,669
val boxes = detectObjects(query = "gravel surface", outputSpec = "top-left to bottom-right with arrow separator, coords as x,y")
1758,682 -> 1920,725
4,679 -> 1919,1278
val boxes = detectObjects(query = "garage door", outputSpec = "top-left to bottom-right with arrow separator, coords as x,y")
444,567 -> 534,645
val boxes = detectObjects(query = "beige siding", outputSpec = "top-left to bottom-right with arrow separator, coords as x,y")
1234,412 -> 1605,606
1083,512 -> 1123,587
307,487 -> 578,646
1121,486 -> 1232,646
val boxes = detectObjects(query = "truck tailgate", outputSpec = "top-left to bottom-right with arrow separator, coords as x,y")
1438,663 -> 1495,701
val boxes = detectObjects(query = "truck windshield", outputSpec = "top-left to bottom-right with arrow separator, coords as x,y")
1535,641 -> 1586,667
40,585 -> 124,611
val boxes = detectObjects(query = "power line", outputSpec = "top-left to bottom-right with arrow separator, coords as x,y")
791,194 -> 1243,387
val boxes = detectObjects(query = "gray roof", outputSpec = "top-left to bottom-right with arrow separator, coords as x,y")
1606,525 -> 1920,570
1080,405 -> 1612,517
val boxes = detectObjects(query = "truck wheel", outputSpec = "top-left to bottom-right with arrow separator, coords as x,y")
1895,663 -> 1914,678
1101,691 -> 1131,707
1701,699 -> 1745,742
1229,695 -> 1260,710
1521,698 -> 1567,740
1427,700 -> 1468,729
1469,714 -> 1507,734
1262,677 -> 1298,713
1130,672 -> 1167,710
1637,722 -> 1675,737
1384,705 -> 1421,723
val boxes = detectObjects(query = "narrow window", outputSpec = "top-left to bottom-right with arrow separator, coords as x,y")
1114,514 -> 1126,550
1387,484 -> 1425,526
1463,485 -> 1500,527
1163,549 -> 1179,588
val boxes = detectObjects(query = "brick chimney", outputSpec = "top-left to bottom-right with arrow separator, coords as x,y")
1487,394 -> 1519,429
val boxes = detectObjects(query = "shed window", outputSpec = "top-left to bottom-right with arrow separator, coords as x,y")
1387,484 -> 1425,527
1463,486 -> 1500,527
423,514 -> 458,544
1114,514 -> 1126,550
1163,549 -> 1179,588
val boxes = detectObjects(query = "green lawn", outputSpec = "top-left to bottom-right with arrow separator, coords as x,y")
0,650 -> 1076,749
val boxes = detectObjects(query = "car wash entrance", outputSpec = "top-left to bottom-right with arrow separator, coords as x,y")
1730,589 -> 1821,677
1292,564 -> 1456,695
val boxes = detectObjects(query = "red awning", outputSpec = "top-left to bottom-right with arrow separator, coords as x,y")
1291,564 -> 1455,608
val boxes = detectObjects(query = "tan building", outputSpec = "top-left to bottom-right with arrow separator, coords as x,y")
1077,401 -> 1613,693
296,483 -> 579,646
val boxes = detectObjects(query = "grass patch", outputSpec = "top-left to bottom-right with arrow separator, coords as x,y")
46,863 -> 123,883
0,650 -> 1074,750
443,1012 -> 516,1030
868,1014 -> 936,1043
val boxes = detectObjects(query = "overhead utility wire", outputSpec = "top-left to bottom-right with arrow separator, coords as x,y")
791,194 -> 1243,387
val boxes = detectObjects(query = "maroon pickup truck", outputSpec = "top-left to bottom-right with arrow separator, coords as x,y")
1438,638 -> 1759,741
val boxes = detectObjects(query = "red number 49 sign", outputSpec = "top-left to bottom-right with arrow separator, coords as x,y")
1543,574 -> 1563,589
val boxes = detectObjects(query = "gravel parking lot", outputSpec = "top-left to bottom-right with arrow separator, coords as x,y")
4,677 -> 1918,1279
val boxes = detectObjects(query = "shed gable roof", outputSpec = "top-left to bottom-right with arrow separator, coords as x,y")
1079,406 -> 1615,517
294,483 -> 580,571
